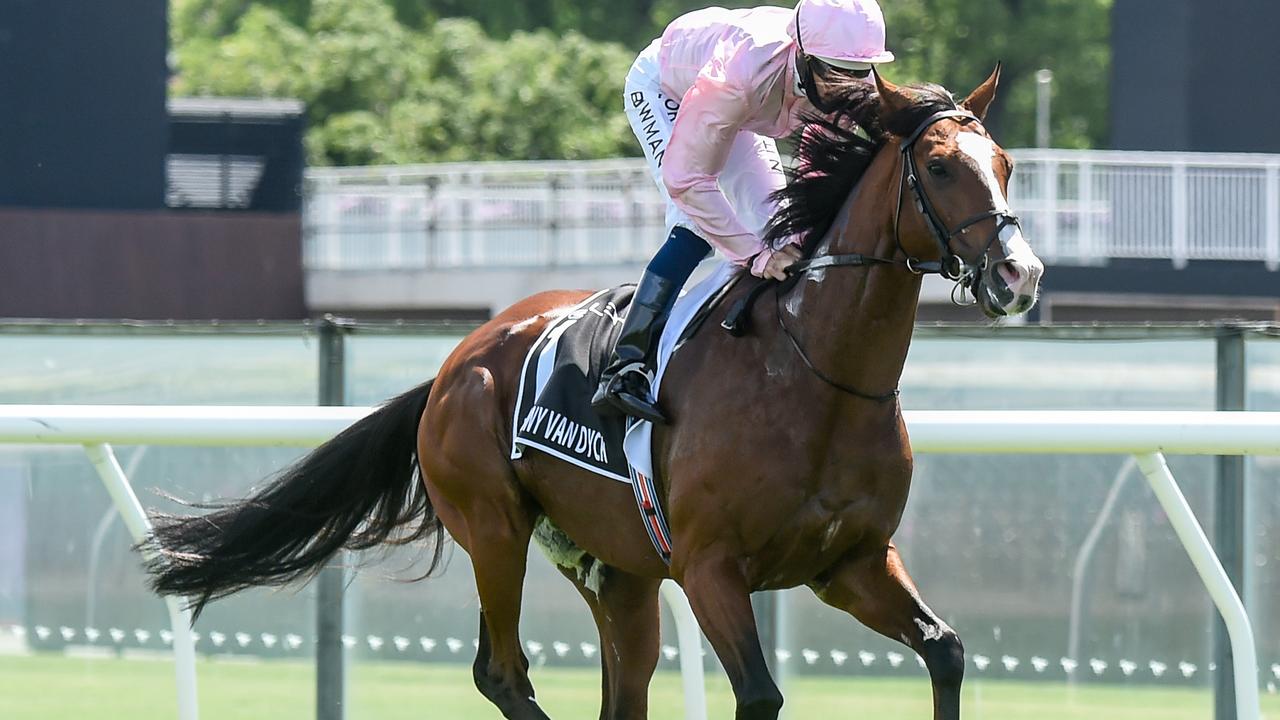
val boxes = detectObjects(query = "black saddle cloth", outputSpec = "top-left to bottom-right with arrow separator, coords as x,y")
509,274 -> 741,482
512,287 -> 635,481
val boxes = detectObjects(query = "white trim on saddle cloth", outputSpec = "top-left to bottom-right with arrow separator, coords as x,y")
510,261 -> 736,485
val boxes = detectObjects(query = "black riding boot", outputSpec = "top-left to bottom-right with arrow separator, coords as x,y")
591,271 -> 679,424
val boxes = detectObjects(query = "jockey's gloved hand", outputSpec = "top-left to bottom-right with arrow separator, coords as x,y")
751,244 -> 804,281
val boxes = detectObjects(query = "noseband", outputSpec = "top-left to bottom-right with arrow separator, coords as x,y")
774,108 -> 1024,401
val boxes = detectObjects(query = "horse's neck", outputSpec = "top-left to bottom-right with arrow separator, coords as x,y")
780,183 -> 924,397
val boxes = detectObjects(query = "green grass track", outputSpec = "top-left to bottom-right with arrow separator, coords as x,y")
1,654 -> 1276,719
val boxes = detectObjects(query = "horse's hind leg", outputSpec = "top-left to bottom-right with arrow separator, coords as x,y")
424,459 -> 548,717
813,543 -> 964,720
419,363 -> 553,718
465,504 -> 550,720
556,567 -> 613,720
556,564 -> 661,720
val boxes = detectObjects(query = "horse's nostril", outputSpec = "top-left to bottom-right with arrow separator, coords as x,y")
995,261 -> 1022,289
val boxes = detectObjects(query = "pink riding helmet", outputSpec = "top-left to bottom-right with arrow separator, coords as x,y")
791,0 -> 895,70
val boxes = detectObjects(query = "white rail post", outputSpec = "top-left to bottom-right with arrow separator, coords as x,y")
83,442 -> 198,720
1265,161 -> 1279,271
1077,160 -> 1096,263
1133,452 -> 1259,720
1171,161 -> 1190,268
1043,158 -> 1060,260
660,581 -> 708,720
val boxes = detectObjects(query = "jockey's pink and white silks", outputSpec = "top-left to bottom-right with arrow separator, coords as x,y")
623,2 -> 891,275
624,38 -> 786,259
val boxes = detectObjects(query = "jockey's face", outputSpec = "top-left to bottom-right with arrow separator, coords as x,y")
810,59 -> 874,108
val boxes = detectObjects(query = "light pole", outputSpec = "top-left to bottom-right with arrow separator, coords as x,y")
1036,68 -> 1054,148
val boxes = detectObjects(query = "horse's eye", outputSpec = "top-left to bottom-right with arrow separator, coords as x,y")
927,161 -> 948,178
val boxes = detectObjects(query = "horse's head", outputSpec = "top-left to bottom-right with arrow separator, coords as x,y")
874,66 -> 1043,318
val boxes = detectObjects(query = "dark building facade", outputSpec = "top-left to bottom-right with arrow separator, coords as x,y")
0,2 -> 306,321
0,210 -> 304,320
1111,0 -> 1280,153
0,1 -> 168,209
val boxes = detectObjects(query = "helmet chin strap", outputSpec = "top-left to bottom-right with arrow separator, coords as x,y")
796,52 -> 839,113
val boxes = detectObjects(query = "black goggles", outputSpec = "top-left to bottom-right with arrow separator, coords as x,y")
809,57 -> 872,79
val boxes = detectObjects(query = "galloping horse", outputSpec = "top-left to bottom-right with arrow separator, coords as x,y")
144,68 -> 1042,720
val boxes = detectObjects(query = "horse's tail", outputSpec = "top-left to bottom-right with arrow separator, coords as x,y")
141,380 -> 441,621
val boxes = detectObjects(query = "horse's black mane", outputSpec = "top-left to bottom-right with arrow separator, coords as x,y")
763,81 -> 961,252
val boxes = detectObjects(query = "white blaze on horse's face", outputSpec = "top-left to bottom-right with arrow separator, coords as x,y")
955,132 -> 1044,315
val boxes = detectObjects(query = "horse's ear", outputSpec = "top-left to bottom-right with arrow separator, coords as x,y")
873,69 -> 913,118
961,62 -> 1001,121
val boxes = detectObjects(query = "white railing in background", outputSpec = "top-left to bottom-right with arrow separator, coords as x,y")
1012,150 -> 1280,269
304,151 -> 1280,271
304,160 -> 668,270
3,406 -> 1278,720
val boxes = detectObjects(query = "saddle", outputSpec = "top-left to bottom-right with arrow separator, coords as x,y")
509,264 -> 742,561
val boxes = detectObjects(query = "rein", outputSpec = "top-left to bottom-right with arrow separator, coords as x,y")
774,108 -> 1022,401
774,289 -> 900,401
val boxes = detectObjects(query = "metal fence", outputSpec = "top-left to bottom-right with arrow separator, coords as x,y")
1012,150 -> 1280,268
304,160 -> 668,270
304,150 -> 1280,271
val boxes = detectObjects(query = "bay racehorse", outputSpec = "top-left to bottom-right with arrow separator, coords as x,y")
144,67 -> 1042,720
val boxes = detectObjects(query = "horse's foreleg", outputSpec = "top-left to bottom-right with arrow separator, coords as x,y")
812,543 -> 964,720
559,566 -> 661,720
679,555 -> 783,720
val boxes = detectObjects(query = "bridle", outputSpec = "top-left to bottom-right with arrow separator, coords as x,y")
893,109 -> 1022,283
777,107 -> 1023,401
786,108 -> 1022,282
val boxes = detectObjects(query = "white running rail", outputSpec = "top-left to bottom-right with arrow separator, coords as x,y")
3,406 -> 1279,720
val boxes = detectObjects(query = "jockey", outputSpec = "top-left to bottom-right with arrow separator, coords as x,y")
592,0 -> 895,424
